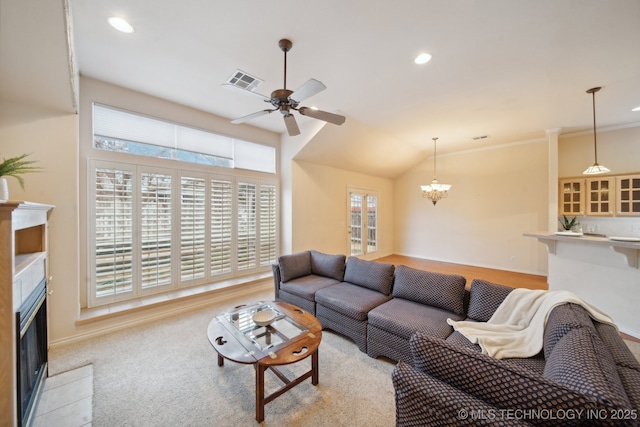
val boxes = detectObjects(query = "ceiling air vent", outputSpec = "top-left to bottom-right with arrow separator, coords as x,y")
226,70 -> 263,91
473,135 -> 490,141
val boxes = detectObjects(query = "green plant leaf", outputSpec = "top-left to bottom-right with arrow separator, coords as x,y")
0,153 -> 42,190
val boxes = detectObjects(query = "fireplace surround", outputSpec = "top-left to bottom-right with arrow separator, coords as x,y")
16,277 -> 48,426
0,201 -> 54,426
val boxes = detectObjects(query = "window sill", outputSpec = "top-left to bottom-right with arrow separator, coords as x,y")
77,273 -> 272,326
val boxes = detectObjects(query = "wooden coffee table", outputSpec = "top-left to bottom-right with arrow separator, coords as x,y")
207,301 -> 322,422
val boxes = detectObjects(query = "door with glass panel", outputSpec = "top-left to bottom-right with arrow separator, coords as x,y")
348,189 -> 378,258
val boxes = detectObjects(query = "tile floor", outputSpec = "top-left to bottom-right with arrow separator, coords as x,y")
30,364 -> 93,427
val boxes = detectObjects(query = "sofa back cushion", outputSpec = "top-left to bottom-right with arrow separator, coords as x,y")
466,279 -> 513,322
392,265 -> 466,315
544,327 -> 633,419
343,257 -> 395,295
278,251 -> 311,283
310,250 -> 346,281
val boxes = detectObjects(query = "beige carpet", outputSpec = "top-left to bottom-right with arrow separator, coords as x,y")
48,289 -> 396,426
48,288 -> 640,427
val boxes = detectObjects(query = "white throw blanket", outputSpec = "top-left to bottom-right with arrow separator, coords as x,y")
447,288 -> 616,359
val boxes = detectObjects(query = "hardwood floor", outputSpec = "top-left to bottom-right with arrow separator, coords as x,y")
376,254 -> 548,291
375,255 -> 640,343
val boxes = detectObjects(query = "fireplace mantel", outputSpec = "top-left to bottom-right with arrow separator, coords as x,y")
0,201 -> 54,427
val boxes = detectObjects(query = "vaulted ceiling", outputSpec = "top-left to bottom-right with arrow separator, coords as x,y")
4,0 -> 640,178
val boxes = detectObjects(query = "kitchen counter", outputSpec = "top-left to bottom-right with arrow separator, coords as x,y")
525,231 -> 640,337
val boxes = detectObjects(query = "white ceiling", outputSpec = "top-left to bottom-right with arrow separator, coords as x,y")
66,1 -> 640,176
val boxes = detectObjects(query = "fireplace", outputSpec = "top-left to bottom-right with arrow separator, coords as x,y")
16,277 -> 48,427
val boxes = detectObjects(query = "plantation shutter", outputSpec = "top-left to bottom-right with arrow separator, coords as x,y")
349,193 -> 363,256
95,167 -> 134,297
180,176 -> 206,281
259,183 -> 277,267
237,182 -> 257,271
140,172 -> 173,289
210,178 -> 233,275
367,195 -> 378,253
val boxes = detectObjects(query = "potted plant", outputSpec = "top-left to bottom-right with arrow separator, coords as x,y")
559,215 -> 578,231
0,153 -> 41,202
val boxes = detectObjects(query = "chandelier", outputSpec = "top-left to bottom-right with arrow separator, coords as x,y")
420,137 -> 451,205
583,87 -> 610,175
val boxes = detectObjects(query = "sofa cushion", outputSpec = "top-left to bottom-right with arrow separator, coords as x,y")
543,303 -> 595,360
368,298 -> 463,340
544,327 -> 633,416
392,265 -> 466,315
278,251 -> 311,283
343,257 -> 395,295
466,279 -> 513,322
315,282 -> 392,321
617,365 -> 640,413
280,274 -> 340,300
310,250 -> 346,281
410,332 -> 599,427
392,362 -> 532,427
594,321 -> 640,370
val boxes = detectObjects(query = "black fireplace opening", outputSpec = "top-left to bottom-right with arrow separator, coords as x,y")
16,278 -> 48,427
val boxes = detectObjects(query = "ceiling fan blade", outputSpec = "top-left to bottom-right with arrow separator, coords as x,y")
283,113 -> 300,136
230,109 -> 274,124
289,79 -> 326,104
298,107 -> 346,126
221,83 -> 271,102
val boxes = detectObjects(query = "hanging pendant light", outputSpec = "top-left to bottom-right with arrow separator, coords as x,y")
420,137 -> 451,205
583,87 -> 610,175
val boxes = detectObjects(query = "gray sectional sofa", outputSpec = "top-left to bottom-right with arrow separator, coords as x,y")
272,251 -> 640,426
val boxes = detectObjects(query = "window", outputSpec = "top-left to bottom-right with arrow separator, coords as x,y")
92,103 -> 275,173
89,160 -> 277,307
348,189 -> 378,257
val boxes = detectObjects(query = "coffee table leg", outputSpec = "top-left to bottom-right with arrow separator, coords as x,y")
255,364 -> 266,422
217,353 -> 224,367
312,349 -> 319,385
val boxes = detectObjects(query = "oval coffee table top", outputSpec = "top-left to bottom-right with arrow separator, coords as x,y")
207,300 -> 322,366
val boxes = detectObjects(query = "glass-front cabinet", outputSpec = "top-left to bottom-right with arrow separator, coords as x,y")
617,175 -> 640,216
559,174 -> 640,218
559,179 -> 584,216
586,177 -> 614,216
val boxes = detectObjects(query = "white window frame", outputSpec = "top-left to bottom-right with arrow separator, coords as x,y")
347,187 -> 379,259
88,159 -> 278,307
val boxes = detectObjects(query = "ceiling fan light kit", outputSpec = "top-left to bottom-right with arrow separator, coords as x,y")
583,86 -> 610,175
227,39 -> 346,136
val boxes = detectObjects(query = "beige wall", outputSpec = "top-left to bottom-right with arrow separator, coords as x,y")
394,140 -> 549,275
559,125 -> 640,177
290,160 -> 394,259
557,125 -> 640,237
0,102 -> 80,344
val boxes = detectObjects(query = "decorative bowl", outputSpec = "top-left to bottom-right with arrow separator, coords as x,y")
252,310 -> 276,326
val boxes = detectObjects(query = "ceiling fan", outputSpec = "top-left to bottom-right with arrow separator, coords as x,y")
224,39 -> 346,136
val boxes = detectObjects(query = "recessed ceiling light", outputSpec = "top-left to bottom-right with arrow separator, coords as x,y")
632,106 -> 640,112
414,53 -> 432,65
108,17 -> 134,33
